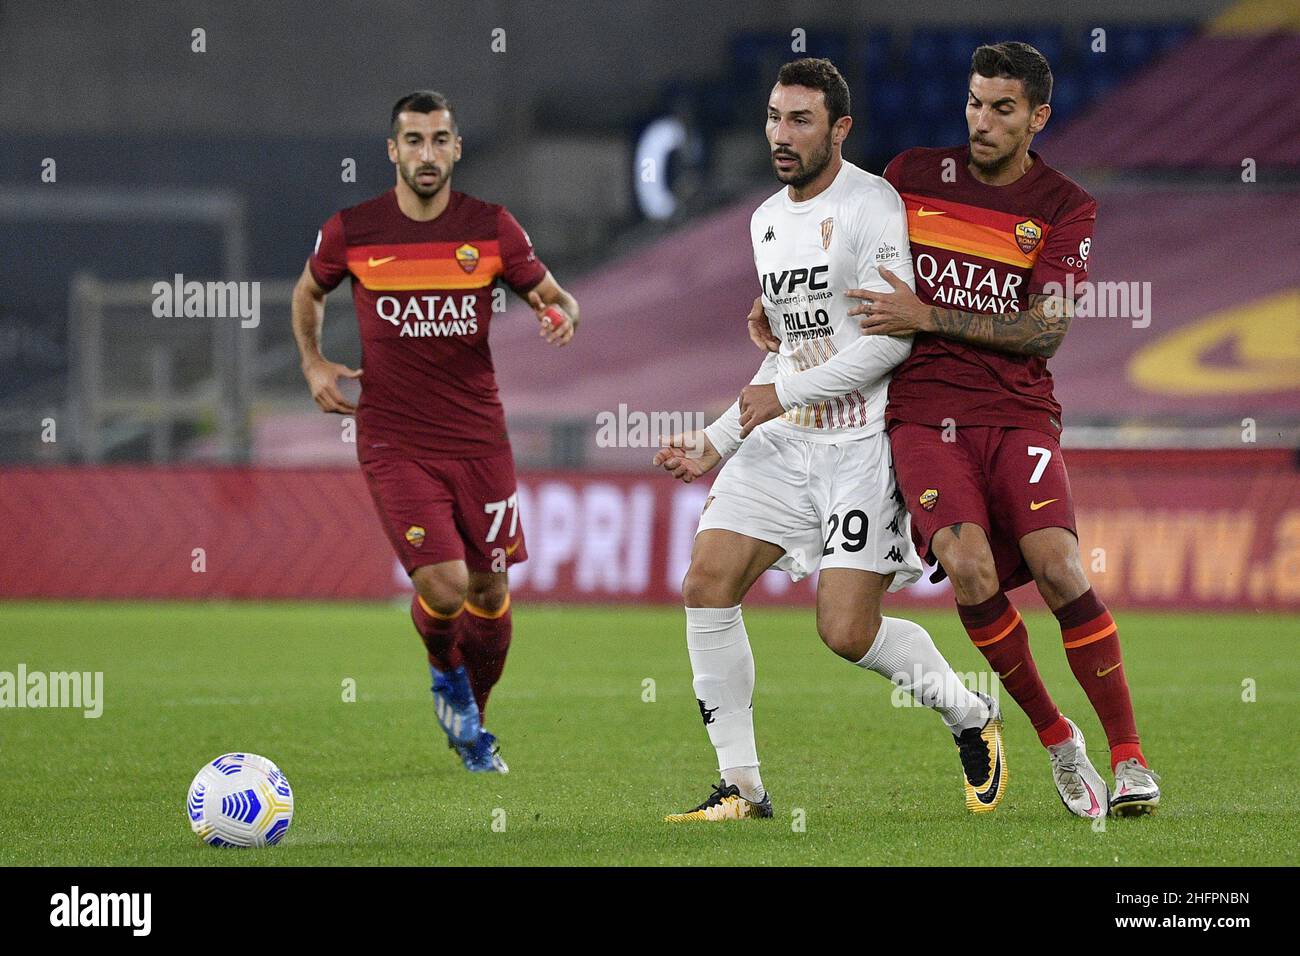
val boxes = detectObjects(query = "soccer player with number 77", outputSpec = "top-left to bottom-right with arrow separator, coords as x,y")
292,91 -> 579,774
747,43 -> 1159,818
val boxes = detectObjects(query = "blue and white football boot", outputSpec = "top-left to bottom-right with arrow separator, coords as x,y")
430,665 -> 482,746
451,731 -> 509,774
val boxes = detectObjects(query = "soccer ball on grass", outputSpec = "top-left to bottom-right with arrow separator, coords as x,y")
186,752 -> 293,848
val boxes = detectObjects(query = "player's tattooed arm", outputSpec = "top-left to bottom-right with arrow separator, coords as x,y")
923,294 -> 1072,358
846,266 -> 1072,358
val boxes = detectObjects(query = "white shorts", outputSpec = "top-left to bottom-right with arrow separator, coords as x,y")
697,426 -> 922,590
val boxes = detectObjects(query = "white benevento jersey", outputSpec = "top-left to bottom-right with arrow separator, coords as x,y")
705,160 -> 917,457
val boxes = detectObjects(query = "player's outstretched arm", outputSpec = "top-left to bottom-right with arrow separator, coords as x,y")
524,271 -> 580,347
292,260 -> 361,415
848,269 -> 1072,358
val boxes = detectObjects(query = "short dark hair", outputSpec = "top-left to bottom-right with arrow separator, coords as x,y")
389,90 -> 457,137
970,42 -> 1053,109
775,58 -> 851,125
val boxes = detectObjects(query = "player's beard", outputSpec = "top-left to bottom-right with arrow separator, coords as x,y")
400,160 -> 451,199
968,129 -> 1028,176
772,130 -> 833,189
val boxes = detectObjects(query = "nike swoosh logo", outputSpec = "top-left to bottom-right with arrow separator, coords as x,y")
1030,498 -> 1059,511
505,539 -> 522,556
367,255 -> 397,267
1096,663 -> 1122,678
1083,779 -> 1101,816
975,738 -> 1003,804
997,661 -> 1022,680
916,207 -> 946,217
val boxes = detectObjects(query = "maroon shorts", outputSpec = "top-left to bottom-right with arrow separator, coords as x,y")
360,448 -> 528,575
888,423 -> 1076,591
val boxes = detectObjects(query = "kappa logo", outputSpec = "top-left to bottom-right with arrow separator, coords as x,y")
455,243 -> 480,274
820,217 -> 834,250
697,699 -> 719,725
762,225 -> 775,242
919,488 -> 939,511
1014,219 -> 1042,254
404,525 -> 426,547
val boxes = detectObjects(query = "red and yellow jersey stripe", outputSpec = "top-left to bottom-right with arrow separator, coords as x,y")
899,193 -> 1050,269
346,241 -> 503,291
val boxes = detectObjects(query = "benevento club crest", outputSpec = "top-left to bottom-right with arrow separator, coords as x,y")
1014,219 -> 1042,254
820,217 -> 834,250
455,243 -> 480,274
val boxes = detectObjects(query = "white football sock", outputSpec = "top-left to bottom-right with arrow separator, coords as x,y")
685,605 -> 765,802
855,616 -> 987,733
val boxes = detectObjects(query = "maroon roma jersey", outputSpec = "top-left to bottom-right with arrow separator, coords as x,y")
309,188 -> 547,461
883,146 -> 1096,435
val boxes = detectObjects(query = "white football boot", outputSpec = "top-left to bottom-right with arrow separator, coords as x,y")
1046,718 -> 1109,819
1110,758 -> 1160,816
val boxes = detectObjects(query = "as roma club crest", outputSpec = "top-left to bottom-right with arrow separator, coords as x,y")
404,525 -> 426,547
455,243 -> 480,274
820,217 -> 834,250
919,489 -> 939,512
1014,219 -> 1042,255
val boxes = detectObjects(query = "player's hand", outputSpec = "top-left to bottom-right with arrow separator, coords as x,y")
846,266 -> 932,337
652,431 -> 720,483
303,357 -> 362,415
747,295 -> 779,352
738,383 -> 783,438
528,290 -> 575,347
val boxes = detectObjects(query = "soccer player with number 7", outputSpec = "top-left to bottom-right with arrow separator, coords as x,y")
292,91 -> 579,774
769,43 -> 1160,818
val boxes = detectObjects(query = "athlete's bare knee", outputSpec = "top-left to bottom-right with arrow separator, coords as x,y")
934,532 -> 998,602
467,574 -> 509,613
682,560 -> 744,608
412,564 -> 469,616
1032,554 -> 1088,608
818,614 -> 881,662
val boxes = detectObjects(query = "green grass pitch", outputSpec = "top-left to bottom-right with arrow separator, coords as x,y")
0,601 -> 1295,866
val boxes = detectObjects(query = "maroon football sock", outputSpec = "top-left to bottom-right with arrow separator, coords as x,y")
461,596 -> 514,718
409,593 -> 465,672
1055,588 -> 1144,770
958,592 -> 1070,747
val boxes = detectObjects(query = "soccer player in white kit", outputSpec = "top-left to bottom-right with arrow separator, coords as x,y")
655,59 -> 1007,821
